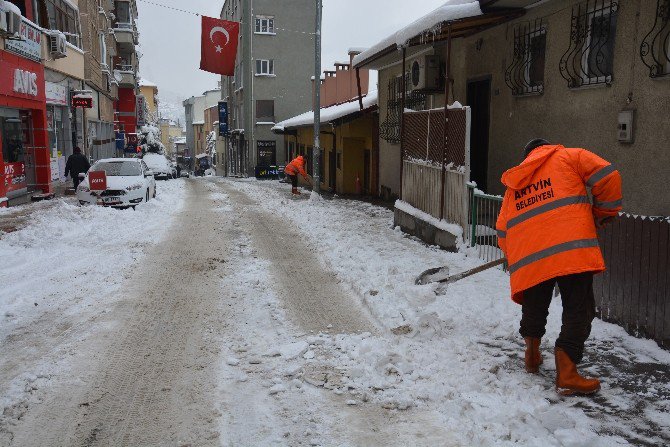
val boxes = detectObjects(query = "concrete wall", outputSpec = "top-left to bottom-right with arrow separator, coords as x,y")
377,63 -> 404,200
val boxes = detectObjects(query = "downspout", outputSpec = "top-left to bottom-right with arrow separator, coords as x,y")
399,47 -> 406,200
356,67 -> 363,110
439,23 -> 452,221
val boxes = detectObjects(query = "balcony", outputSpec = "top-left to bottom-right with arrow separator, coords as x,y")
113,22 -> 138,52
114,65 -> 137,87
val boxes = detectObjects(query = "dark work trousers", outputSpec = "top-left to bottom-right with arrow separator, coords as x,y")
72,175 -> 81,190
287,174 -> 298,188
519,272 -> 596,364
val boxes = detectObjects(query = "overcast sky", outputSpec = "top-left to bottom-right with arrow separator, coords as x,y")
137,0 -> 447,101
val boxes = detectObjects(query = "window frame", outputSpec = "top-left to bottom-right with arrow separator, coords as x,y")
254,15 -> 275,35
580,5 -> 618,85
255,59 -> 275,76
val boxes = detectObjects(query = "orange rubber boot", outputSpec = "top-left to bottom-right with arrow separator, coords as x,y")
524,337 -> 542,373
555,347 -> 600,396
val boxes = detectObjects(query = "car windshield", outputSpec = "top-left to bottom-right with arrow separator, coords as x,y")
91,161 -> 142,176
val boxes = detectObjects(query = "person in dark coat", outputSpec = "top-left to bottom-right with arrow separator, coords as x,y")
64,147 -> 90,189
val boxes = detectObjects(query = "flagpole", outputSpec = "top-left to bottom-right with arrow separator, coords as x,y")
312,0 -> 322,196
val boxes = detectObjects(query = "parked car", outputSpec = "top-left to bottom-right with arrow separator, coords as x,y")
77,158 -> 156,209
142,153 -> 173,180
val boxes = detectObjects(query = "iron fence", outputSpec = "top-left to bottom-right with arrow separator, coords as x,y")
465,184 -> 505,263
594,214 -> 670,347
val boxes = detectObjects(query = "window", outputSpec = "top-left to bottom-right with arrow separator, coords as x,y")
256,100 -> 275,122
39,0 -> 81,47
255,16 -> 275,34
559,0 -> 618,88
255,59 -> 275,76
99,32 -> 108,69
257,141 -> 276,166
379,74 -> 426,144
505,20 -> 546,96
640,0 -> 670,78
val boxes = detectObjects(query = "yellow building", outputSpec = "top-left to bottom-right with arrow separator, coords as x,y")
138,78 -> 158,120
274,92 -> 378,195
159,120 -> 184,158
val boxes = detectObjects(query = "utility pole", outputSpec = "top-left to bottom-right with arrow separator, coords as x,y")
312,0 -> 322,195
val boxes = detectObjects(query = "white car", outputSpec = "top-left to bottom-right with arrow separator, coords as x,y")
77,158 -> 156,209
143,153 -> 173,180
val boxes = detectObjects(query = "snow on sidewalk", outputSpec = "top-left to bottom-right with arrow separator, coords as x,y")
0,180 -> 187,420
225,179 -> 670,446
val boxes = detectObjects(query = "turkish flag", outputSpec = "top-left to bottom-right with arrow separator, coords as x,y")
200,16 -> 240,76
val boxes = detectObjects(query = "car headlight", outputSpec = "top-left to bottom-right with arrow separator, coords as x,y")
78,185 -> 90,192
126,183 -> 143,191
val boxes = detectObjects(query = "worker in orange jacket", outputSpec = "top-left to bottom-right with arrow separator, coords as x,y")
496,139 -> 622,396
284,155 -> 313,195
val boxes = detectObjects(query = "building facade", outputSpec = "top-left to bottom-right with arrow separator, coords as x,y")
219,0 -> 316,177
355,0 -> 670,216
183,88 -> 220,157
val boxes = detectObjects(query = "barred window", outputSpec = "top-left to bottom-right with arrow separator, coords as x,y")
379,74 -> 426,145
505,20 -> 546,96
640,0 -> 670,78
559,1 -> 619,88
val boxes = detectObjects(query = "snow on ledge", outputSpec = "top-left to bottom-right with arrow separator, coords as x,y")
273,90 -> 378,132
352,1 -> 482,67
395,199 -> 463,237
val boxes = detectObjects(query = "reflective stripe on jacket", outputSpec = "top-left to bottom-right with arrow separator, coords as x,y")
285,155 -> 308,178
495,145 -> 622,304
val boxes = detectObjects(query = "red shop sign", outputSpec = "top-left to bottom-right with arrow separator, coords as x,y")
4,162 -> 27,194
88,171 -> 107,191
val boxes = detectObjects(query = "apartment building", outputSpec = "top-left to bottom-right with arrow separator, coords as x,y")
219,0 -> 316,177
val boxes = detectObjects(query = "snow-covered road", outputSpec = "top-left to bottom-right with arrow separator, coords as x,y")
1,177 -> 668,446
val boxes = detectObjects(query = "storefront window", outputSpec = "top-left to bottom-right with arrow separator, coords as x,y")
1,117 -> 23,163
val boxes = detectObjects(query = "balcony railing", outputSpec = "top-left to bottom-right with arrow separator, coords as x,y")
114,64 -> 134,73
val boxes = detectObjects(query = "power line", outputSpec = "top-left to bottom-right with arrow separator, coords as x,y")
136,0 -> 316,35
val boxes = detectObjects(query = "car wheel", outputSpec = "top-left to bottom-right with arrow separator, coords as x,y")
146,190 -> 150,202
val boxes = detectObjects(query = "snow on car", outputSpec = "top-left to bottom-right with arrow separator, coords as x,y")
142,153 -> 174,180
77,158 -> 156,209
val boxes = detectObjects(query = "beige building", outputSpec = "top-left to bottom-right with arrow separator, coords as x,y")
355,0 -> 670,217
158,119 -> 184,157
139,78 -> 158,121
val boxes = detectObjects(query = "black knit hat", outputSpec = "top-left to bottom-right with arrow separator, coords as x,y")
524,138 -> 550,158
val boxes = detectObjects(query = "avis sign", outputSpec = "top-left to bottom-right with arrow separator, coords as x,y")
13,69 -> 38,97
88,171 -> 107,191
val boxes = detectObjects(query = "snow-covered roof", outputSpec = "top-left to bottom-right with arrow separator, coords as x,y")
139,78 -> 157,88
273,91 -> 378,132
352,1 -> 482,67
348,47 -> 367,54
174,137 -> 186,144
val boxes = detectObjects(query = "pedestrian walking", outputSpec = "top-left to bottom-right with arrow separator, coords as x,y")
284,155 -> 313,195
64,147 -> 90,190
176,164 -> 182,178
496,139 -> 622,396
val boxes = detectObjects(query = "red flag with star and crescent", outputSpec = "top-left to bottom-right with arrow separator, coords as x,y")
200,16 -> 240,76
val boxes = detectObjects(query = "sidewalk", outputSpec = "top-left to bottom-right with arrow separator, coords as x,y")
0,182 -> 76,236
227,178 -> 670,446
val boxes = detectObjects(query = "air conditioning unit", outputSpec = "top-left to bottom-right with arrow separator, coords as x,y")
49,32 -> 67,59
1,5 -> 22,37
410,55 -> 441,92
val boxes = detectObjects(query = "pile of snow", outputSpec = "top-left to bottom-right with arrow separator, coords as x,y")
138,78 -> 157,88
273,91 -> 377,132
395,199 -> 463,237
352,1 -> 482,67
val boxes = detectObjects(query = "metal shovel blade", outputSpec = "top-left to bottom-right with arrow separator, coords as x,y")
415,265 -> 450,285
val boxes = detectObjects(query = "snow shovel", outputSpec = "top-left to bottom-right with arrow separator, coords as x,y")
415,258 -> 506,286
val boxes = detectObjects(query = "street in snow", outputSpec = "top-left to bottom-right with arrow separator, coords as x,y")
0,178 -> 668,446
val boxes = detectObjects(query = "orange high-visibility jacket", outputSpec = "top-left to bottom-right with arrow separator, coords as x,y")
285,155 -> 308,178
496,145 -> 622,304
